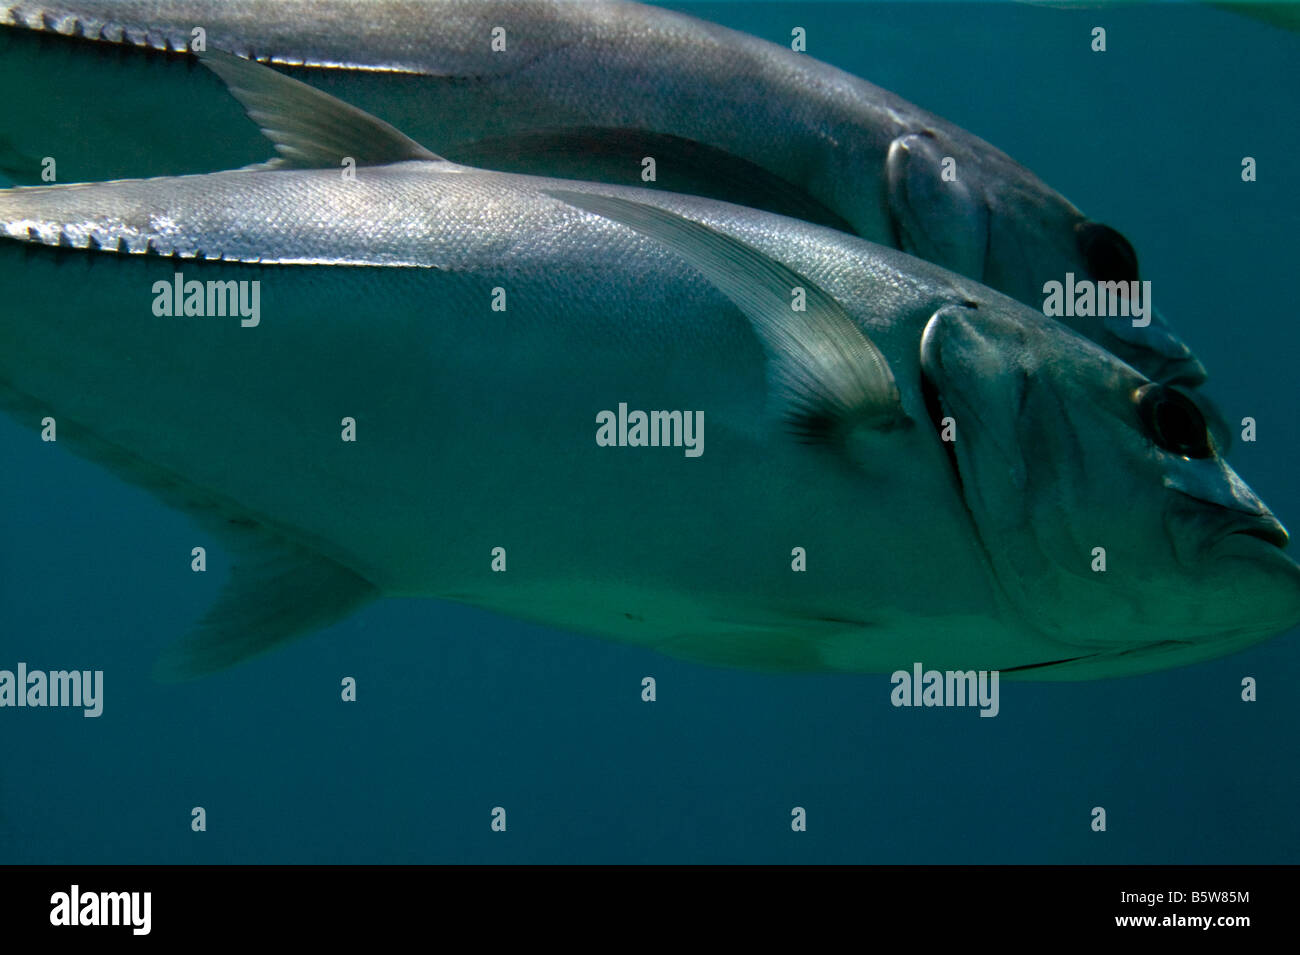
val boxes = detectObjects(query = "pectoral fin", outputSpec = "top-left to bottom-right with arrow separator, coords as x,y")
544,190 -> 908,444
657,614 -> 870,672
198,50 -> 442,169
658,625 -> 823,672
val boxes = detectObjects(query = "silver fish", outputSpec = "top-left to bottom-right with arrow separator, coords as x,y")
0,0 -> 1207,389
0,53 -> 1294,680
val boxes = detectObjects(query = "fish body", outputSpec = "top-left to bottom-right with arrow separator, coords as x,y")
1,52 -> 1295,680
3,165 -> 1296,679
0,162 -> 1011,674
0,0 -> 1206,386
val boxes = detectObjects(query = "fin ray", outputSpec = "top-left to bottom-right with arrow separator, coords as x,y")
198,49 -> 441,169
0,380 -> 378,680
544,190 -> 907,443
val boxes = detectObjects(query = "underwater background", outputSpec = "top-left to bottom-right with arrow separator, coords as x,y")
0,1 -> 1296,864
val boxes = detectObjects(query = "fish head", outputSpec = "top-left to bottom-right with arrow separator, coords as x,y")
919,299 -> 1300,674
888,128 -> 1206,388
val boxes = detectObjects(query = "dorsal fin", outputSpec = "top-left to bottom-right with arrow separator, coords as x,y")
198,49 -> 443,169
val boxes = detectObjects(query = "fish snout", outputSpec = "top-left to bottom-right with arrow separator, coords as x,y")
1102,310 -> 1208,389
1226,512 -> 1290,549
1163,461 -> 1273,521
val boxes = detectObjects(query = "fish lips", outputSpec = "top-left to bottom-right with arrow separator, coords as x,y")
1165,488 -> 1295,571
1160,490 -> 1300,648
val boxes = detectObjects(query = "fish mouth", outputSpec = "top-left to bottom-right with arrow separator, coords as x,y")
1166,490 -> 1292,563
1227,516 -> 1290,549
1207,512 -> 1300,591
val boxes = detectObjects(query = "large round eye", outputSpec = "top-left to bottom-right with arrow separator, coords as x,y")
1076,221 -> 1139,284
1134,383 -> 1214,458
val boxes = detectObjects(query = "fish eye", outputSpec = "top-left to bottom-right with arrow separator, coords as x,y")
1134,383 -> 1214,458
1076,221 -> 1139,284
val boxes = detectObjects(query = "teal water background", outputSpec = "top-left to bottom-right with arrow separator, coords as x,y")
0,1 -> 1297,863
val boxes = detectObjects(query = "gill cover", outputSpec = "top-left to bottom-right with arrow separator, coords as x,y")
919,302 -> 1028,491
886,132 -> 989,283
919,302 -> 1065,636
